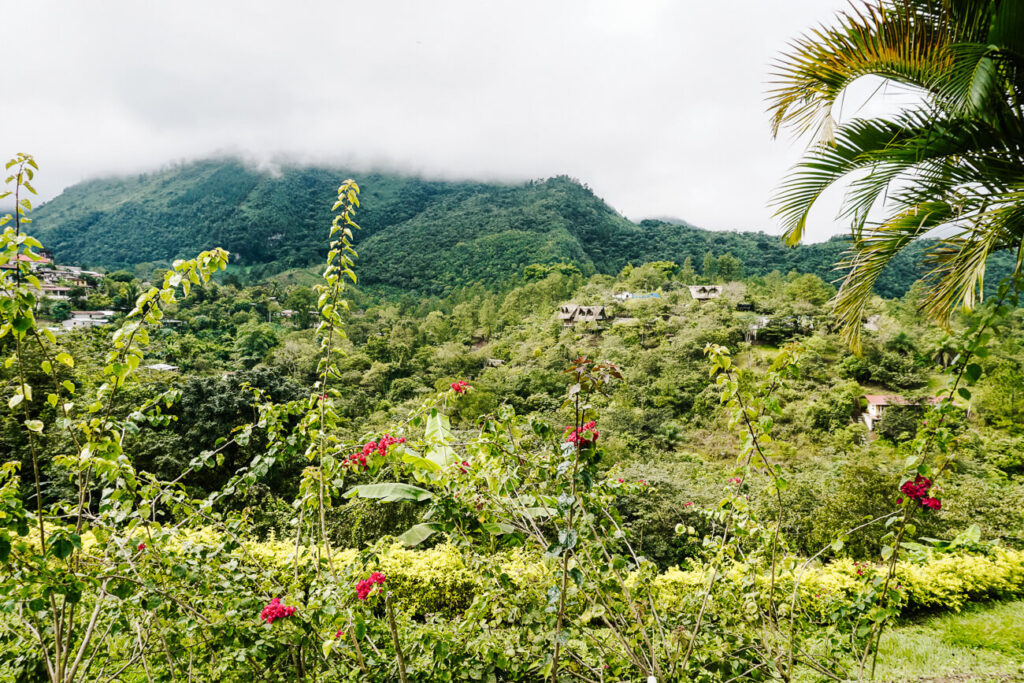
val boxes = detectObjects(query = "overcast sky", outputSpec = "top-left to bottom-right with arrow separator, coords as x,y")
4,0 -> 884,242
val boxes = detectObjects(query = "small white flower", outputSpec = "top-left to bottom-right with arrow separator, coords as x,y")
647,677 -> 658,683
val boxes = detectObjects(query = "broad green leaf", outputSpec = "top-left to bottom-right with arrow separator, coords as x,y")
401,450 -> 441,473
346,483 -> 433,503
964,363 -> 982,384
424,411 -> 456,467
397,523 -> 441,547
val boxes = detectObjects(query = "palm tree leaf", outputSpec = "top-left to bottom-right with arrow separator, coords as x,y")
768,1 -> 952,141
921,202 -> 1024,322
833,201 -> 953,351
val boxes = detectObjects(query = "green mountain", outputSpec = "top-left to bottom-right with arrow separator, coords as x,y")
30,157 -> 935,296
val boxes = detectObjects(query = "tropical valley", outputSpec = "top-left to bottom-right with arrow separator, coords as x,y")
3,1 -> 1024,682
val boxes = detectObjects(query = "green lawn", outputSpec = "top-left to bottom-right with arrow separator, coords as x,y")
871,601 -> 1024,682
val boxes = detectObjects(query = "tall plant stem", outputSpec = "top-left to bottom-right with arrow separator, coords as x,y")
385,593 -> 408,683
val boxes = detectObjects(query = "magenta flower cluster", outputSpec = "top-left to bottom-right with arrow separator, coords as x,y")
898,475 -> 941,510
355,572 -> 386,600
565,421 -> 599,445
344,434 -> 405,469
260,597 -> 297,624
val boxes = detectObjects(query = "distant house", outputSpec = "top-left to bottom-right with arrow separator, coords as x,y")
612,292 -> 633,301
485,358 -> 505,368
736,302 -> 754,312
558,304 -> 609,327
62,310 -> 114,330
862,394 -> 941,431
1,253 -> 53,272
41,285 -> 72,300
688,285 -> 723,301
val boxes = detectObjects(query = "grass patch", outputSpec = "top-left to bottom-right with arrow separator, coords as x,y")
872,601 -> 1024,682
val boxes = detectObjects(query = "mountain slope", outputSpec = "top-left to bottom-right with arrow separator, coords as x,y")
30,157 -> 942,296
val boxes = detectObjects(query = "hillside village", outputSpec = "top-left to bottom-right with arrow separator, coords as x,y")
555,279 -> 937,433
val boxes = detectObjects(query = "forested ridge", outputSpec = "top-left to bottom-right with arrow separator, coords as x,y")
31,157 -> 1000,297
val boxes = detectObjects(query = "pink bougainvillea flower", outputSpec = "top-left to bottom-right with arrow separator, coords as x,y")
565,421 -> 599,445
450,380 -> 469,394
137,542 -> 146,551
260,597 -> 297,624
335,629 -> 346,639
343,434 -> 406,470
898,475 -> 941,511
355,572 -> 387,600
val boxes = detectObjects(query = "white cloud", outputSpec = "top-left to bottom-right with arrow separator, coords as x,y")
3,0 -> 881,242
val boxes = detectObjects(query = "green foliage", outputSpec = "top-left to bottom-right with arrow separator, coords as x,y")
876,405 -> 924,443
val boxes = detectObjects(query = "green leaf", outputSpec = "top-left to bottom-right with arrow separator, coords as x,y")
397,523 -> 441,547
424,411 -> 456,467
568,568 -> 583,587
50,536 -> 75,560
24,420 -> 44,433
0,534 -> 10,562
11,316 -> 32,335
401,450 -> 442,474
55,352 -> 74,368
957,387 -> 972,400
346,483 -> 433,503
964,363 -> 982,384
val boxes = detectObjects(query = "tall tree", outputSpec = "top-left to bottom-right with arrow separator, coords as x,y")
769,0 -> 1024,349
701,251 -> 717,282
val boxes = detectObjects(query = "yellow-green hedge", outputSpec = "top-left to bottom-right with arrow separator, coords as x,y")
102,526 -> 1024,620
650,548 -> 1024,618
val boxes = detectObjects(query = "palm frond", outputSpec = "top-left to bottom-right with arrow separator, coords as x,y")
833,201 -> 952,352
920,202 -> 1024,322
771,108 -> 1017,244
768,0 -> 952,141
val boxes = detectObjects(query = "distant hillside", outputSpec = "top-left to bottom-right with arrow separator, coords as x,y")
30,157 -> 944,297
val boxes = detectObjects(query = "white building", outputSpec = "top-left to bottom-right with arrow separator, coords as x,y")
62,310 -> 115,330
862,394 -> 941,430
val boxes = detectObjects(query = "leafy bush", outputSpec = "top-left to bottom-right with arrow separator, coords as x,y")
876,405 -> 923,443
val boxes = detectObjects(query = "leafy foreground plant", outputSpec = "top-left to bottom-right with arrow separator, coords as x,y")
1,154 -> 1019,682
